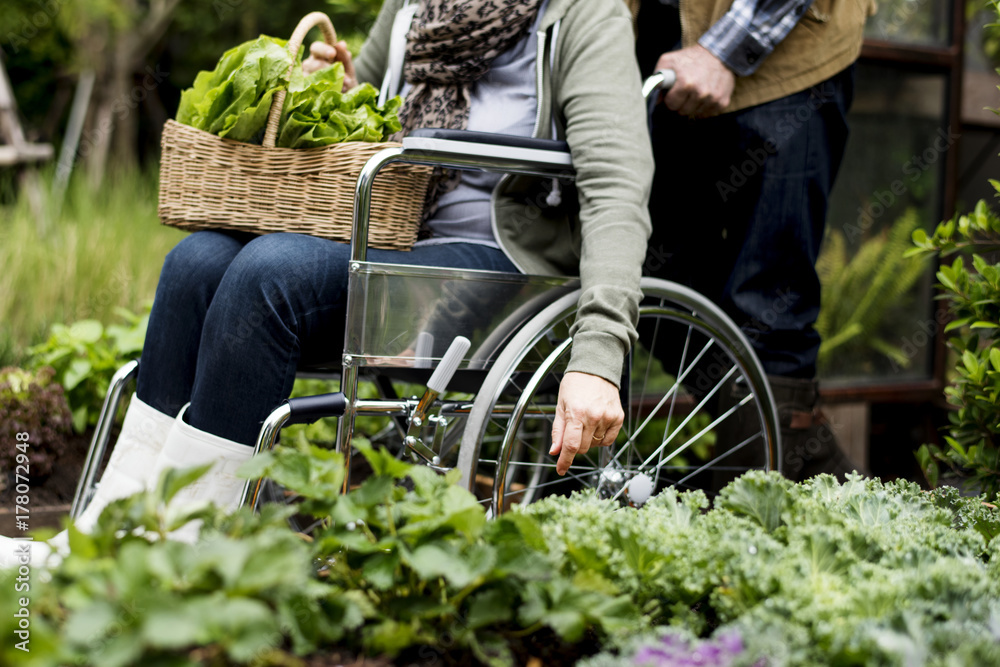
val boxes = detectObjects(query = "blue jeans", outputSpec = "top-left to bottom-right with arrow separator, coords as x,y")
646,66 -> 855,378
136,231 -> 517,445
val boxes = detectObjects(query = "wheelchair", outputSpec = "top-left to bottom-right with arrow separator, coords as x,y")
72,72 -> 781,522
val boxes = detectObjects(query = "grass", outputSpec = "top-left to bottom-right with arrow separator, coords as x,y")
0,167 -> 186,367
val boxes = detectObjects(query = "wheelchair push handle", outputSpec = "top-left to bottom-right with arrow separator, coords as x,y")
642,69 -> 676,101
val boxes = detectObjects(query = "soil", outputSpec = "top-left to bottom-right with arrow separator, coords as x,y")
0,428 -> 93,534
302,653 -> 395,667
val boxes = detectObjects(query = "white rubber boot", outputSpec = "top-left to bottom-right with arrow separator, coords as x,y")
75,396 -> 178,531
1,396 -> 176,568
151,405 -> 254,543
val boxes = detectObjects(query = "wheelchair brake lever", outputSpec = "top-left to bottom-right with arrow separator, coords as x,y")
405,336 -> 471,464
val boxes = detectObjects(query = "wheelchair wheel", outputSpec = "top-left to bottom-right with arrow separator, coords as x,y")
457,277 -> 780,515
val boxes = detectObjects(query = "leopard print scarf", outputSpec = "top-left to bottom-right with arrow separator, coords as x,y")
394,0 -> 543,217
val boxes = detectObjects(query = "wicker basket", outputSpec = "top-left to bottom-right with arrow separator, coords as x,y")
158,12 -> 430,251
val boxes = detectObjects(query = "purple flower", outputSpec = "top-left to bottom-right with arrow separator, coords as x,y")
633,630 -> 746,667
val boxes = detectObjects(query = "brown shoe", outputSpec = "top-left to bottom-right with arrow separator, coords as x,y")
711,375 -> 858,490
767,375 -> 857,482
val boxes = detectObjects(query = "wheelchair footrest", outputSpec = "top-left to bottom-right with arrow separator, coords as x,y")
285,393 -> 346,425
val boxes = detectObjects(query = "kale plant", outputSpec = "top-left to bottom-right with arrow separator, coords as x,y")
6,447 -> 998,666
520,471 -> 1000,666
0,366 -> 73,480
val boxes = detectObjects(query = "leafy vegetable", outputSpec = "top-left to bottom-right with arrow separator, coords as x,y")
176,35 -> 293,143
176,36 -> 402,148
523,472 -> 1000,666
27,306 -> 149,432
277,64 -> 402,148
0,365 -> 72,479
7,451 -> 998,666
245,440 -> 636,662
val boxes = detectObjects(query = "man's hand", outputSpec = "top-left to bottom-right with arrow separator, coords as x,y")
549,372 -> 625,476
302,40 -> 359,90
656,44 -> 735,118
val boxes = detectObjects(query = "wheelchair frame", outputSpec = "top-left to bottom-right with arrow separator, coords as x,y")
73,73 -> 782,521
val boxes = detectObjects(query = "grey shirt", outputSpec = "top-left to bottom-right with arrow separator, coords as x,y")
417,1 -> 547,248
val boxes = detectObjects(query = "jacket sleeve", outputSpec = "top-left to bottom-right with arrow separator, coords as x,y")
555,0 -> 655,386
700,0 -> 816,76
353,0 -> 405,87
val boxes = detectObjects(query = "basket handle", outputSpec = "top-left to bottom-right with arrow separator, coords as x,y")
262,11 -> 338,148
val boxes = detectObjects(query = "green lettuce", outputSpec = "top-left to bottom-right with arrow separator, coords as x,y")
276,62 -> 402,148
176,36 -> 402,148
176,35 -> 293,143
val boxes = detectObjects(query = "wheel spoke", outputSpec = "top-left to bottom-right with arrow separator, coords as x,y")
610,335 -> 717,470
458,285 -> 779,516
635,363 -> 739,472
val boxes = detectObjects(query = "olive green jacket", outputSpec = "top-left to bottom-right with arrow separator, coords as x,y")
355,0 -> 655,386
682,0 -> 878,112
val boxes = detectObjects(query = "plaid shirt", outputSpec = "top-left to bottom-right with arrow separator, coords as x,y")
659,0 -> 815,76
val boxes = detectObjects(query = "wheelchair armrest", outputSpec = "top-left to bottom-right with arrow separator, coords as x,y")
352,129 -> 574,261
401,128 -> 573,173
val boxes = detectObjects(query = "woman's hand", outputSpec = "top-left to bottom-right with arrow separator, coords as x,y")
549,372 -> 624,476
301,40 -> 359,90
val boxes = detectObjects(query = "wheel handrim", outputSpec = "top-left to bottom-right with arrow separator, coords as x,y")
466,296 -> 779,515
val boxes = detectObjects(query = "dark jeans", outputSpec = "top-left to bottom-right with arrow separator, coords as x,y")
136,231 -> 517,445
644,66 -> 854,378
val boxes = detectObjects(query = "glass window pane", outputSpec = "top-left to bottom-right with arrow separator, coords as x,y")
820,63 -> 947,386
864,0 -> 952,47
962,5 -> 1000,128
959,6 -> 1000,210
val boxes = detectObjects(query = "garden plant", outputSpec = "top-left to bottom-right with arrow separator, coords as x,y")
3,2 -> 1000,666
0,366 -> 72,481
2,441 -> 997,666
908,0 -> 1000,499
911,194 -> 1000,500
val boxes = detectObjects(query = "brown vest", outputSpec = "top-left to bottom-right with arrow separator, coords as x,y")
682,0 -> 877,112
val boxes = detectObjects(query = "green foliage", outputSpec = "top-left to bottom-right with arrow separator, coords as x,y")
0,465 -> 354,667
523,472 -> 1000,666
816,209 -> 931,375
244,441 -> 637,663
176,34 -> 402,147
6,452 -> 1000,666
176,35 -> 294,142
6,444 -> 635,666
26,306 -> 149,433
0,366 -> 73,479
904,0 -> 1000,501
0,168 -> 183,367
910,190 -> 1000,500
